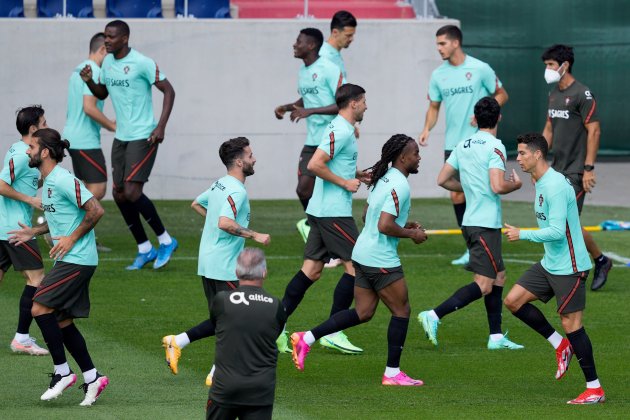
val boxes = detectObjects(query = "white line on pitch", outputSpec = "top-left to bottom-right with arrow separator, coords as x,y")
604,251 -> 630,265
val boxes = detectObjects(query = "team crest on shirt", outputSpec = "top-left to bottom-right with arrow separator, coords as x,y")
47,188 -> 52,198
538,194 -> 544,207
565,96 -> 571,106
312,73 -> 318,81
465,72 -> 472,80
124,66 -> 130,74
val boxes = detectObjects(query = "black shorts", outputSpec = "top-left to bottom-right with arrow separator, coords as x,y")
298,145 -> 317,178
202,277 -> 239,316
353,261 -> 404,291
69,149 -> 107,184
516,262 -> 588,314
111,138 -> 158,188
206,400 -> 272,420
462,226 -> 505,279
33,262 -> 96,321
565,173 -> 585,215
444,150 -> 453,162
304,215 -> 358,262
0,239 -> 43,272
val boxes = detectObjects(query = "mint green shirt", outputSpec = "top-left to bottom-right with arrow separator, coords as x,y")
196,175 -> 250,281
428,55 -> 502,150
63,59 -> 104,150
352,167 -> 410,268
319,42 -> 347,79
42,166 -> 97,266
100,49 -> 166,141
0,141 -> 40,240
520,168 -> 592,275
446,131 -> 506,229
306,115 -> 357,218
298,57 -> 345,146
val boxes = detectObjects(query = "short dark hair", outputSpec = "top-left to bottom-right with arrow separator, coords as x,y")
335,83 -> 365,109
33,128 -> 70,163
541,44 -> 574,73
330,10 -> 357,31
16,105 -> 45,136
474,97 -> 500,129
89,32 -> 105,53
436,25 -> 462,44
219,137 -> 250,168
300,28 -> 324,51
517,132 -> 548,159
105,20 -> 130,37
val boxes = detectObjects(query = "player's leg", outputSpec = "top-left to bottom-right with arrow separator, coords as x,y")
378,277 -> 423,386
295,146 -> 317,242
449,155 -> 468,266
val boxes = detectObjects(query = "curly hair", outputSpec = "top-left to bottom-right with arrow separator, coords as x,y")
367,134 -> 415,189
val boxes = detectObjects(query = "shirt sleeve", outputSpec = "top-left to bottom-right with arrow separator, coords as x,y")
578,87 -> 598,124
326,65 -> 345,96
382,186 -> 408,218
219,191 -> 244,221
428,71 -> 442,102
481,63 -> 501,95
140,56 -> 167,85
318,128 -> 338,158
446,147 -> 459,170
0,153 -> 29,185
489,144 -> 507,171
520,189 -> 568,242
59,174 -> 94,208
195,188 -> 210,209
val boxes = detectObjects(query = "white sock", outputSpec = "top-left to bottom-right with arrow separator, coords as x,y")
157,231 -> 172,245
175,333 -> 190,349
138,241 -> 153,254
428,310 -> 439,320
384,367 -> 401,378
547,331 -> 563,349
209,364 -> 215,377
490,333 -> 504,341
54,362 -> 70,376
587,379 -> 601,389
303,331 -> 316,346
83,368 -> 97,384
14,333 -> 29,343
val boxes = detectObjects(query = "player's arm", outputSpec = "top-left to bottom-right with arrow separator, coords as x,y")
217,216 -> 270,245
514,191 -> 567,243
50,197 -> 105,260
542,119 -> 553,149
191,199 -> 207,217
418,101 -> 441,146
83,96 -> 115,132
148,79 -> 176,145
378,212 -> 427,244
493,86 -> 509,106
489,168 -> 522,195
79,65 -> 108,100
7,220 -> 50,246
437,162 -> 463,192
0,179 -> 41,209
290,102 -> 338,123
275,98 -> 303,119
582,121 -> 601,193
307,149 -> 360,193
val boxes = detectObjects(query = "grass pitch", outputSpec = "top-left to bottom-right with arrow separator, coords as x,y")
0,199 -> 628,419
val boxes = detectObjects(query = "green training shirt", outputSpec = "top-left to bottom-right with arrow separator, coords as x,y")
306,114 -> 357,218
100,49 -> 166,141
352,167 -> 410,268
63,59 -> 104,150
446,130 -> 507,229
196,175 -> 250,281
519,168 -> 592,274
319,42 -> 347,79
0,141 -> 39,239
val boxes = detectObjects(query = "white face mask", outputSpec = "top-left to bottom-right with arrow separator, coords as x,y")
544,63 -> 566,84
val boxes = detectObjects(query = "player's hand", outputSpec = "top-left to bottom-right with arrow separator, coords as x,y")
290,106 -> 310,123
107,119 -> 116,132
274,105 -> 287,120
503,223 -> 520,242
405,221 -> 421,230
254,233 -> 271,246
418,130 -> 429,147
509,169 -> 523,189
7,222 -> 35,246
583,170 -> 596,193
50,236 -> 76,261
79,65 -> 93,83
356,169 -> 371,185
410,228 -> 428,244
29,197 -> 43,210
343,178 -> 361,193
148,125 -> 165,144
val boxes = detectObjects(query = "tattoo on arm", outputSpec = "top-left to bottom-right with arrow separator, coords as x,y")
232,226 -> 254,239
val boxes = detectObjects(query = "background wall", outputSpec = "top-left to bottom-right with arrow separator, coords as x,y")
0,18 -> 455,200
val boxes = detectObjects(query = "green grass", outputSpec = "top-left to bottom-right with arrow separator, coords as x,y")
1,199 -> 629,419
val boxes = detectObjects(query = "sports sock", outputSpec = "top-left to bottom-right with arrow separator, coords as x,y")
303,331 -> 316,346
511,303 -> 556,339
587,379 -> 601,389
386,316 -> 409,369
384,367 -> 401,378
434,282 -> 482,319
133,194 -> 166,236
175,333 -> 191,348
311,309 -> 361,340
594,254 -> 606,265
54,362 -> 71,376
185,320 -> 215,343
17,285 -> 37,334
453,202 -> 466,227
484,285 -> 503,335
138,240 -> 153,254
82,368 -> 97,384
566,327 -> 599,382
157,230 -> 173,246
489,333 -> 504,341
14,332 -> 29,342
329,273 -> 355,316
61,323 -> 95,374
547,331 -> 563,349
115,199 -> 148,244
34,313 -> 66,365
299,197 -> 309,212
282,270 -> 314,317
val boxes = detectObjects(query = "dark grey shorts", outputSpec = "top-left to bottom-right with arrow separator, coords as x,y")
462,226 -> 505,278
111,139 -> 158,188
69,148 -> 107,184
304,215 -> 358,262
298,145 -> 317,178
565,173 -> 585,215
353,261 -> 404,291
202,277 -> 239,316
0,239 -> 43,272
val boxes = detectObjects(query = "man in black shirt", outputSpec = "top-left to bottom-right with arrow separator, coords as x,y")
207,248 -> 286,420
